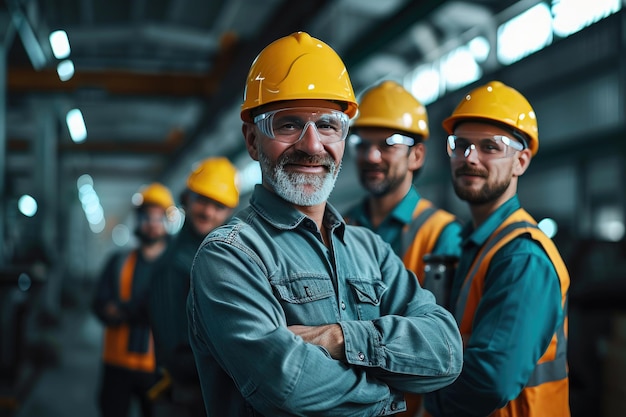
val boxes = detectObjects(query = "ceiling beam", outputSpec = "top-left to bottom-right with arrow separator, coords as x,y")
7,31 -> 239,98
8,127 -> 185,155
8,66 -> 218,96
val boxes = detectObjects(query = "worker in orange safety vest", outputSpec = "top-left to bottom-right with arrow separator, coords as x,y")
344,80 -> 463,417
93,182 -> 174,417
423,81 -> 570,417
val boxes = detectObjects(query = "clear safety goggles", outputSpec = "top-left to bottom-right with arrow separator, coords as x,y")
447,134 -> 524,160
253,107 -> 350,144
137,211 -> 167,225
348,133 -> 415,155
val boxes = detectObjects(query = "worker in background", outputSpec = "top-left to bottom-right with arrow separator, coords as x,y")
92,182 -> 174,417
149,156 -> 239,417
187,31 -> 462,416
344,80 -> 463,416
423,81 -> 570,417
345,80 -> 462,299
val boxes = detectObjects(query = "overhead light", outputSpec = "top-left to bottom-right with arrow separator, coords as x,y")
237,161 -> 262,195
112,224 -> 131,247
406,64 -> 440,105
537,218 -> 558,239
468,36 -> 490,63
131,192 -> 144,207
552,0 -> 622,38
57,59 -> 75,81
497,3 -> 553,66
18,194 -> 38,217
49,30 -> 71,59
594,205 -> 625,242
76,175 -> 106,234
66,108 -> 87,143
440,46 -> 483,91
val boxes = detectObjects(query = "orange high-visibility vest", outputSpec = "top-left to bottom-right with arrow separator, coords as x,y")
401,198 -> 457,283
102,251 -> 156,372
398,198 -> 457,417
453,208 -> 570,417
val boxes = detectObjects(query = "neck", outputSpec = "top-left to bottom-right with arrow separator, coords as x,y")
368,179 -> 412,228
140,239 -> 167,261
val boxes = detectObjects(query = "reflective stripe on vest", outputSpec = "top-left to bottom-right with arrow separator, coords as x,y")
401,198 -> 456,284
102,250 -> 156,372
454,208 -> 570,409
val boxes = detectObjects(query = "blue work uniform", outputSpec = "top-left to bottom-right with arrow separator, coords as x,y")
187,185 -> 463,417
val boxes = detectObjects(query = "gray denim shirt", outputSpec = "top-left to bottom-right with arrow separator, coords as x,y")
187,185 -> 462,416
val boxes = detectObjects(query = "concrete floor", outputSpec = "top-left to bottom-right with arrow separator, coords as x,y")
6,294 -> 622,417
14,307 -> 102,417
12,305 -> 142,417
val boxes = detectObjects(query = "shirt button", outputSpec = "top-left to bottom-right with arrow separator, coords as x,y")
357,352 -> 365,361
390,402 -> 398,411
340,301 -> 346,310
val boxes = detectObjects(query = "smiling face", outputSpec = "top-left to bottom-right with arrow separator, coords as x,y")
186,193 -> 233,237
449,121 -> 531,208
353,127 -> 424,197
242,100 -> 346,208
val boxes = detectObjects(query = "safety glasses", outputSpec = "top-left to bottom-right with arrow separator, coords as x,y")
349,133 -> 415,155
253,107 -> 350,144
447,134 -> 524,160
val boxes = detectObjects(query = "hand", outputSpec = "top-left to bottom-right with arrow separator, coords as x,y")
288,324 -> 346,361
104,302 -> 123,320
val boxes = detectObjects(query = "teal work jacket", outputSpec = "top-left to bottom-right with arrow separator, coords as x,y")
424,196 -> 567,416
187,185 -> 463,416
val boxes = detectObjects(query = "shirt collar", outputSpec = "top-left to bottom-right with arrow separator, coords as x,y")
249,184 -> 346,239
352,185 -> 420,228
392,185 -> 420,225
461,195 -> 521,247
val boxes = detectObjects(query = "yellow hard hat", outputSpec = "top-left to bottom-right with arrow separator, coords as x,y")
186,157 -> 239,208
442,81 -> 539,155
240,31 -> 358,122
138,183 -> 175,211
354,80 -> 429,140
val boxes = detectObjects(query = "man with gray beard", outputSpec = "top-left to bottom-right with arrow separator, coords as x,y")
186,32 -> 462,417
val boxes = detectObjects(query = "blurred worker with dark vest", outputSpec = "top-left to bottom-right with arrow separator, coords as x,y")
423,81 -> 570,417
148,157 -> 239,417
92,182 -> 174,417
344,80 -> 463,416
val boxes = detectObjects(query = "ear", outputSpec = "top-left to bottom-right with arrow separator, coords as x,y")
242,123 -> 259,161
408,142 -> 426,171
513,148 -> 532,176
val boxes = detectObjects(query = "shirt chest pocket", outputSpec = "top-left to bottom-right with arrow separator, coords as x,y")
347,279 -> 388,320
271,276 -> 337,324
